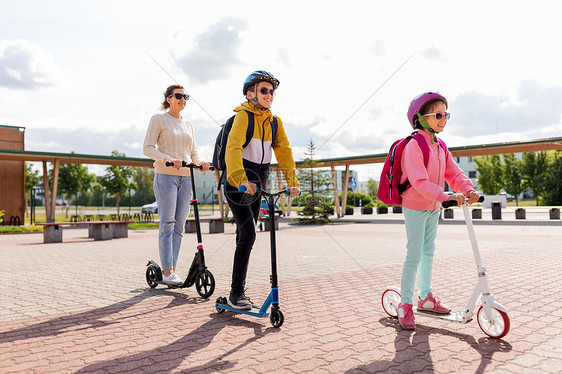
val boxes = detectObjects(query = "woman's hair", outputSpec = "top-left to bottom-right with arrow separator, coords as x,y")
414,98 -> 448,129
161,84 -> 184,110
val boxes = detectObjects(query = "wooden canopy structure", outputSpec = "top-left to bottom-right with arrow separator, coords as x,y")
1,135 -> 561,222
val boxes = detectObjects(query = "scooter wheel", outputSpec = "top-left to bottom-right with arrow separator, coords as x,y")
270,309 -> 284,328
216,297 -> 227,314
146,266 -> 159,288
381,289 -> 401,318
477,306 -> 510,339
195,270 -> 215,299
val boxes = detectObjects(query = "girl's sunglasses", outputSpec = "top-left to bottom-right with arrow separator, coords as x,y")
168,93 -> 190,100
423,112 -> 450,120
259,87 -> 275,96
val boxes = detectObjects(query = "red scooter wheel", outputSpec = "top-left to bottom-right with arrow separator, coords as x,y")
381,289 -> 401,318
477,306 -> 510,339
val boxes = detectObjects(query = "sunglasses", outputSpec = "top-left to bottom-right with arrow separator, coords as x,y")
259,87 -> 276,96
422,112 -> 450,120
168,93 -> 190,100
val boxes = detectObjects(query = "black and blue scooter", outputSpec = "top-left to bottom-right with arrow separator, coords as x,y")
145,162 -> 216,299
215,188 -> 290,328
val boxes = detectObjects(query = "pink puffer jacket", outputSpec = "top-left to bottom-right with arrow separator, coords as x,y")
400,131 -> 474,210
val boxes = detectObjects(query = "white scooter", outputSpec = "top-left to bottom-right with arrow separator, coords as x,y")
381,197 -> 510,338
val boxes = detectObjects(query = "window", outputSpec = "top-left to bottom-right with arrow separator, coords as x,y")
469,171 -> 477,178
468,156 -> 473,162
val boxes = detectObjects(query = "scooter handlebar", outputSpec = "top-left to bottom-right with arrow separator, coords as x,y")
238,186 -> 298,197
442,195 -> 484,208
165,161 -> 214,171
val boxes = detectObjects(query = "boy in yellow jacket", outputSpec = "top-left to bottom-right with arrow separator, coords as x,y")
224,70 -> 300,309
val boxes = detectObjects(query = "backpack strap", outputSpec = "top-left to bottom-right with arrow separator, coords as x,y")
219,110 -> 255,189
396,133 -> 431,194
241,110 -> 255,148
271,115 -> 278,144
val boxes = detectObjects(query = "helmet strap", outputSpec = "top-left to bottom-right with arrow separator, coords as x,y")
416,114 -> 438,143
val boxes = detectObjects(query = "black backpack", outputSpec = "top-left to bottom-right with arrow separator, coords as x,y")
212,110 -> 278,186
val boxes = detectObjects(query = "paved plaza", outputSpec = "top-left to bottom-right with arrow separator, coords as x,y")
1,207 -> 562,373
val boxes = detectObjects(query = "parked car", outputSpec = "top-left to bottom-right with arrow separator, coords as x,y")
141,201 -> 158,214
499,192 -> 515,202
261,199 -> 282,216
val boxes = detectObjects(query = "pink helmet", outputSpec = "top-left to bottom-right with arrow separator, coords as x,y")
407,92 -> 447,128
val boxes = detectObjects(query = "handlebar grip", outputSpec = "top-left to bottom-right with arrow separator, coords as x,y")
441,200 -> 457,208
442,195 -> 485,208
238,185 -> 259,192
165,161 -> 214,170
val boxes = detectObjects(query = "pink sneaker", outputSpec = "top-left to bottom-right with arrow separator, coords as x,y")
398,303 -> 415,330
418,292 -> 451,314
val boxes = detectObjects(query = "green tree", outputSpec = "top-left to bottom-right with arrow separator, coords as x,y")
544,151 -> 562,205
502,153 -> 524,206
132,167 -> 155,206
474,155 -> 503,195
50,153 -> 96,217
99,150 -> 137,214
364,178 -> 379,200
296,140 -> 333,223
25,163 -> 42,215
521,152 -> 549,205
342,191 -> 373,207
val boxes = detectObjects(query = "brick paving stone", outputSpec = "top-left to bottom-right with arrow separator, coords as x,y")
1,215 -> 562,373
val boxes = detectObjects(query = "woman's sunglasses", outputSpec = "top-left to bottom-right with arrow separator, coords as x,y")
168,93 -> 190,100
259,87 -> 276,96
422,112 -> 450,120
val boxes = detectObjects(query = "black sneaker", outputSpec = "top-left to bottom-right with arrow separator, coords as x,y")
239,292 -> 259,309
228,292 -> 252,310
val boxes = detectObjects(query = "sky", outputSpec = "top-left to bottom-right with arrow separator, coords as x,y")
1,0 -> 562,181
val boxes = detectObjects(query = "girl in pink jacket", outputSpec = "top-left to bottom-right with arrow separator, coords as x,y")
397,92 -> 480,330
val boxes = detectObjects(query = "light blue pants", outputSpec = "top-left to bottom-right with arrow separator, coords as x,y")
153,173 -> 192,269
400,207 -> 440,305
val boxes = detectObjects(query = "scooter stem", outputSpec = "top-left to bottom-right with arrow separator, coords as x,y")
461,203 -> 485,273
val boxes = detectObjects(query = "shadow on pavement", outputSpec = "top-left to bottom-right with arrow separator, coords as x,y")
0,287 -> 205,344
75,313 -> 277,373
346,317 -> 512,374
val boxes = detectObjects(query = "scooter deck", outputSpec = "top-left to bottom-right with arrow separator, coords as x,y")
154,281 -> 190,289
216,303 -> 270,318
414,308 -> 472,323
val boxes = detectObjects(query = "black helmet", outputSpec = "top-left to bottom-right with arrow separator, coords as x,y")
242,70 -> 280,95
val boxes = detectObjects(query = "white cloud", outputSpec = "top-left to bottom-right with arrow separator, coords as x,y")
171,18 -> 247,85
0,39 -> 62,89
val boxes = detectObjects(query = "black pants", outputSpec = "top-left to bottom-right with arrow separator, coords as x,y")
224,183 -> 262,295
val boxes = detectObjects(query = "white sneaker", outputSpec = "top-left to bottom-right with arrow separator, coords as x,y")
162,272 -> 182,285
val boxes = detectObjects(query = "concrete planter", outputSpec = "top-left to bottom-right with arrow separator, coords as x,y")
361,207 -> 373,214
492,201 -> 502,220
472,208 -> 482,219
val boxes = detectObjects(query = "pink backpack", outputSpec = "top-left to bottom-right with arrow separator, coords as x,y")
378,132 -> 447,205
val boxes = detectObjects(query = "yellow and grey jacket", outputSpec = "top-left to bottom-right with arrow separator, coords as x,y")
225,101 -> 299,188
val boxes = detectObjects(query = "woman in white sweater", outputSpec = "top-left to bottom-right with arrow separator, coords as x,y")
143,85 -> 210,285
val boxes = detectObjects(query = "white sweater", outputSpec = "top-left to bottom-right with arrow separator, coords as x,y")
143,113 -> 202,176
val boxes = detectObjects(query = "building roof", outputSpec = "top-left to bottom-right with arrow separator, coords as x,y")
0,136 -> 561,168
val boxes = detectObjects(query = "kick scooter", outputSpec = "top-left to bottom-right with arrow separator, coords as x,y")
215,188 -> 290,328
381,196 -> 510,338
145,162 -> 216,299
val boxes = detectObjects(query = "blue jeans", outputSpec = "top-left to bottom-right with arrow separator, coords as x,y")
400,208 -> 440,305
153,173 -> 192,270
